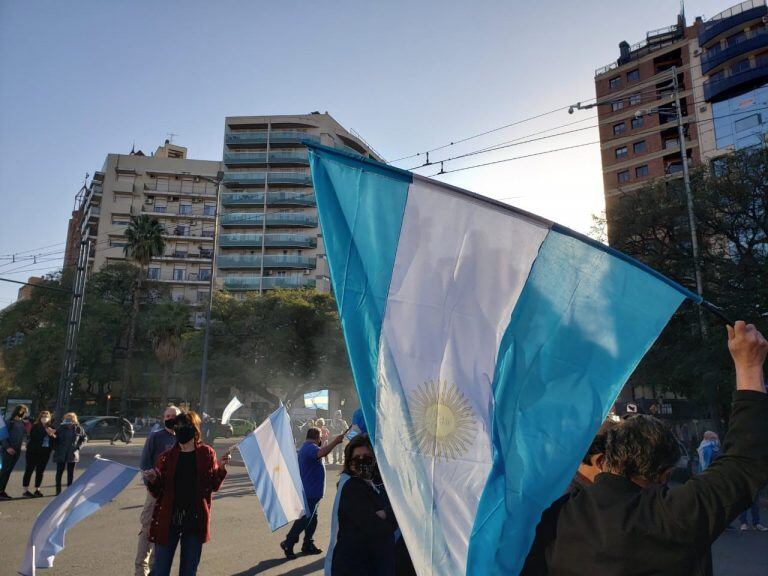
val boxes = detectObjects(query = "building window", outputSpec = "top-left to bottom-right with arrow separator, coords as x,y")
197,291 -> 208,303
173,269 -> 185,281
627,69 -> 640,82
179,204 -> 192,215
154,206 -> 167,213
203,204 -> 215,216
111,215 -> 130,225
633,141 -> 647,154
631,116 -> 644,129
731,58 -> 751,75
628,93 -> 641,106
617,170 -> 630,184
199,268 -> 212,281
611,100 -> 625,112
734,113 -> 761,133
175,225 -> 188,236
201,230 -> 214,238
613,122 -> 626,136
148,267 -> 161,280
609,76 -> 622,90
635,165 -> 649,178
615,146 -> 628,159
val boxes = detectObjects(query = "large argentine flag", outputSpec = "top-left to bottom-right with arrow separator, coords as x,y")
18,456 -> 138,575
239,404 -> 306,531
307,143 -> 698,575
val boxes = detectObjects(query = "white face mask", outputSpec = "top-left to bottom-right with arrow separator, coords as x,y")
40,418 -> 50,424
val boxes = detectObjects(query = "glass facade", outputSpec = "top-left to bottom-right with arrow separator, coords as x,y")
713,81 -> 768,149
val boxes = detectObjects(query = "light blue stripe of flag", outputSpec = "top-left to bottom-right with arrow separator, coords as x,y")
239,405 -> 306,531
18,457 -> 138,575
308,147 -> 411,442
467,230 -> 688,575
0,412 -> 8,443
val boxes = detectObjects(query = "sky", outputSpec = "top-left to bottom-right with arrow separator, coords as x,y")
0,0 -> 732,307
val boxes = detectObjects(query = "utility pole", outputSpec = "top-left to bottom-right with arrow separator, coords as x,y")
199,170 -> 225,416
55,237 -> 91,418
671,66 -> 708,338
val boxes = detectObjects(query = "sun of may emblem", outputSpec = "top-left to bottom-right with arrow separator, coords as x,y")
409,379 -> 477,460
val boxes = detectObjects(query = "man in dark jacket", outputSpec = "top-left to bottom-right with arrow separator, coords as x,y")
544,320 -> 768,576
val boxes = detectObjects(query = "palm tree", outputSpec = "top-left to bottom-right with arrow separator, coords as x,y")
145,302 -> 190,406
120,215 -> 165,413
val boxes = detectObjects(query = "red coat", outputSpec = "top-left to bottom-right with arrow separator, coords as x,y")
148,443 -> 227,546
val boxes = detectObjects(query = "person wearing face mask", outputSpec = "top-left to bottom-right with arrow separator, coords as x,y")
0,404 -> 29,500
21,410 -> 56,498
144,411 -> 230,576
134,405 -> 182,576
328,434 -> 398,576
281,426 -> 345,559
52,412 -> 85,495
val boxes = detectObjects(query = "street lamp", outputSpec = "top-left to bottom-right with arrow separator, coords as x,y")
198,169 -> 225,416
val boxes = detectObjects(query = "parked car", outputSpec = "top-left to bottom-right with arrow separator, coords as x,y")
230,418 -> 256,437
202,418 -> 233,440
82,416 -> 134,444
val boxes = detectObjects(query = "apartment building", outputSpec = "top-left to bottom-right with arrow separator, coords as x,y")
74,141 -> 223,305
218,112 -> 380,295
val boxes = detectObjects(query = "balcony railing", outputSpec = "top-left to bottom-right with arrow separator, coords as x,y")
221,192 -> 316,207
703,55 -> 768,101
218,233 -> 317,248
217,254 -> 317,269
222,275 -> 316,291
701,28 -> 768,73
699,2 -> 767,46
220,212 -> 318,228
223,151 -> 310,165
147,271 -> 211,283
225,131 -> 322,146
223,172 -> 313,186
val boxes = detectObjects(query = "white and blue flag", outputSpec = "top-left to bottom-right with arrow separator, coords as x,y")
221,395 -> 244,426
18,456 -> 138,575
304,389 -> 329,410
239,404 -> 306,531
307,143 -> 698,575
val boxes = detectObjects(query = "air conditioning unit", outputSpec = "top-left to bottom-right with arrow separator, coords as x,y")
192,198 -> 202,203
144,198 -> 154,204
303,269 -> 311,275
169,196 -> 179,202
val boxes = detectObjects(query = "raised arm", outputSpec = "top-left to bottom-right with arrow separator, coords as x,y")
663,321 -> 768,542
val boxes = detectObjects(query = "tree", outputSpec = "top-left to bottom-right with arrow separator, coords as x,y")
143,301 -> 190,406
119,215 -> 165,412
608,148 -> 768,419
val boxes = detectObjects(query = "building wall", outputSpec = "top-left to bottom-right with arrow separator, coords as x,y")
79,149 -> 223,306
218,112 -> 380,295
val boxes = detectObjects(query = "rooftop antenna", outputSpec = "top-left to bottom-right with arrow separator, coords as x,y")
679,0 -> 686,26
167,133 -> 178,144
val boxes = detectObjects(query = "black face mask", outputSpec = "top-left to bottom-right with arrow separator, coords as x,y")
350,455 -> 377,480
164,419 -> 176,430
175,426 -> 195,444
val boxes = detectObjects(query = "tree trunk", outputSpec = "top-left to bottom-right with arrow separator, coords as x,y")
119,270 -> 143,414
160,362 -> 170,408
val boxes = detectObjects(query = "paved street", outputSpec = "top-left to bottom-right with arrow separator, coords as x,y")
0,440 -> 766,575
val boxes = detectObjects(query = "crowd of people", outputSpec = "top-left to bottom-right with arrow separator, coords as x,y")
1,320 -> 767,576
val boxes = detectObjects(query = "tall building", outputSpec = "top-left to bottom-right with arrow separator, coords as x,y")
76,141 -> 223,306
594,1 -> 768,239
218,112 -> 380,295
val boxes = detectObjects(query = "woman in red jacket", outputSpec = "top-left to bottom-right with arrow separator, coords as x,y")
143,411 -> 230,576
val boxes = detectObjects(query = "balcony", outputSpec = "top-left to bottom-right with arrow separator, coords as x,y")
699,2 -> 767,47
223,151 -> 310,166
222,275 -> 316,291
218,233 -> 317,248
163,228 -> 215,242
701,29 -> 768,73
221,192 -> 316,207
220,212 -> 318,228
217,254 -> 317,269
155,251 -> 213,263
223,172 -> 313,187
149,272 -> 211,284
703,56 -> 768,101
224,131 -> 321,147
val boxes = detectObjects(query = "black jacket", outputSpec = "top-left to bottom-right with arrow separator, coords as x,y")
544,391 -> 768,576
26,423 -> 53,453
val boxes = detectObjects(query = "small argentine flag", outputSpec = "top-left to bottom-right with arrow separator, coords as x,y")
239,405 -> 306,531
18,456 -> 138,575
307,142 -> 699,575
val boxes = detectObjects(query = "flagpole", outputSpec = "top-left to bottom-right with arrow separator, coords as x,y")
31,546 -> 35,576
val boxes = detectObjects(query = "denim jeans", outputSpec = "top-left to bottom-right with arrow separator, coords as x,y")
152,527 -> 202,576
739,499 -> 761,526
285,497 -> 321,547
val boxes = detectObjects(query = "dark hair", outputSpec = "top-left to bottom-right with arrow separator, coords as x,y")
175,411 -> 202,445
343,434 -> 373,476
306,427 -> 321,441
604,415 -> 680,483
582,419 -> 618,465
10,404 -> 28,420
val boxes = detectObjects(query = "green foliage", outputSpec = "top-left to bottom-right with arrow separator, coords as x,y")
124,215 -> 165,267
609,148 -> 768,414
